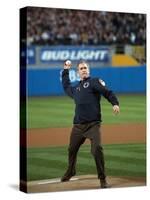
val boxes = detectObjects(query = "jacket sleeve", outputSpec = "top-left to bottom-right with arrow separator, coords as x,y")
92,78 -> 119,106
62,69 -> 74,98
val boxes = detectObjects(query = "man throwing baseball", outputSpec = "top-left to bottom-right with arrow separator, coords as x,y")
61,60 -> 120,188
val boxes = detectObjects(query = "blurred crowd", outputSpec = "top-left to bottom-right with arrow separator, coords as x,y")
27,7 -> 146,46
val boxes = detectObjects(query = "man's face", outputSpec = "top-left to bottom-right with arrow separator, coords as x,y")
78,63 -> 90,80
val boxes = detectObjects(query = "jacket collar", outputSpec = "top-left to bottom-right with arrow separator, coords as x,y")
80,76 -> 90,83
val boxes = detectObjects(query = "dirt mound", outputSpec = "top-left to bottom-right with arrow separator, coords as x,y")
24,175 -> 146,193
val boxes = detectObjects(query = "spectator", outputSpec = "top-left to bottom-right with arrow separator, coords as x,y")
26,7 -> 146,46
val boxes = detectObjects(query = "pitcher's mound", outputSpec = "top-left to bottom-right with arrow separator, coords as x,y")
26,175 -> 146,193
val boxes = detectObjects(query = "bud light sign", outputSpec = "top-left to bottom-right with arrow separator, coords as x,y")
40,46 -> 110,63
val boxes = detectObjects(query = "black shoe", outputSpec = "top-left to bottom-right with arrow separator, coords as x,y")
61,171 -> 76,182
100,179 -> 111,188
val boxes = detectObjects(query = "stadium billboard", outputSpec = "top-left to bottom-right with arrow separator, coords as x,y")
40,46 -> 110,64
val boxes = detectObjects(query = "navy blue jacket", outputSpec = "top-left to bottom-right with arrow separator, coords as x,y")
62,69 -> 119,124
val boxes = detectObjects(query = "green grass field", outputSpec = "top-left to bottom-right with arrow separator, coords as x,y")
27,143 -> 146,181
26,94 -> 146,181
27,94 -> 146,128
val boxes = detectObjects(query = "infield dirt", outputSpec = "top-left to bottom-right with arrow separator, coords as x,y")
27,123 -> 146,147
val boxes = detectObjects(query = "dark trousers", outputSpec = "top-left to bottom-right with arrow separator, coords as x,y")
65,121 -> 106,179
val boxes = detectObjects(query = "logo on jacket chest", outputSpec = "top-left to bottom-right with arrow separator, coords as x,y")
83,82 -> 90,88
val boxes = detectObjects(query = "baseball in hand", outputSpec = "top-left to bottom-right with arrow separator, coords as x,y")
65,60 -> 72,66
64,60 -> 72,69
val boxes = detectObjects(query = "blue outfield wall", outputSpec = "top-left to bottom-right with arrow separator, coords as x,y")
26,65 -> 146,96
